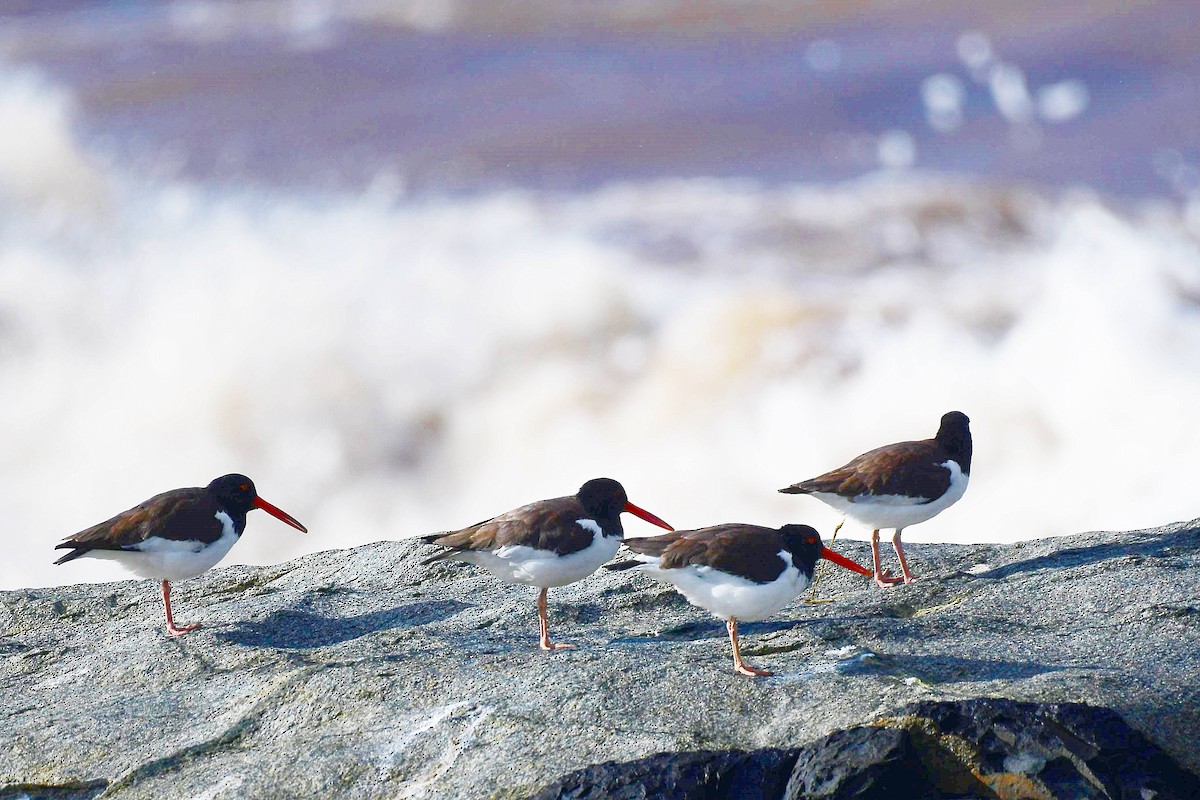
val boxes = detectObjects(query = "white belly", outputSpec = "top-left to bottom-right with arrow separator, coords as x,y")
635,551 -> 810,622
88,511 -> 240,581
814,460 -> 968,530
453,527 -> 621,588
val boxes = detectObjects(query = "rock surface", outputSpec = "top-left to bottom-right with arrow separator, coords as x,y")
2,520 -> 1200,798
531,747 -> 799,800
786,697 -> 1197,800
534,697 -> 1199,799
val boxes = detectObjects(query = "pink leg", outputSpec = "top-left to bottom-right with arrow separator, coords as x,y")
892,529 -> 915,584
162,580 -> 200,637
871,530 -> 903,589
537,588 -> 575,651
728,618 -> 770,677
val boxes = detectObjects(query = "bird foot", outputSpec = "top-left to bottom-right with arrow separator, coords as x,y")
167,623 -> 201,637
734,663 -> 772,677
874,571 -> 905,589
539,641 -> 577,652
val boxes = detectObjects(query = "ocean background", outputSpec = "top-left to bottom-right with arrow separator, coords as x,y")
2,1 -> 1199,590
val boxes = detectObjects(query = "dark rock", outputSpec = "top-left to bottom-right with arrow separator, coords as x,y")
784,726 -> 937,800
888,698 -> 1200,800
533,700 -> 1200,800
531,748 -> 800,800
0,782 -> 108,800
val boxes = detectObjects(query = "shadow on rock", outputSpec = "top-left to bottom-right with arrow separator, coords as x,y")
0,640 -> 31,656
873,652 -> 1074,684
215,599 -> 469,649
610,617 -> 831,645
978,526 -> 1200,580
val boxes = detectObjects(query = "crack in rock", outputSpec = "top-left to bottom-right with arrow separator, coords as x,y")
100,669 -> 315,796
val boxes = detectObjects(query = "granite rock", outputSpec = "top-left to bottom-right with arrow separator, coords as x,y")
2,520 -> 1199,798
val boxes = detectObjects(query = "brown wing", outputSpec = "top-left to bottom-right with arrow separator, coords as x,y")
625,524 -> 787,584
55,488 -> 225,562
785,439 -> 951,500
423,495 -> 597,559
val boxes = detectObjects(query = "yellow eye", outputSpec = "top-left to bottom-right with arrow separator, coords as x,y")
240,484 -> 250,492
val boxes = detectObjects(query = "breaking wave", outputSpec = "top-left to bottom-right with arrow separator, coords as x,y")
3,65 -> 1200,590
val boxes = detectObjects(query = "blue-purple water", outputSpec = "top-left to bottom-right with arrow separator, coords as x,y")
7,1 -> 1200,196
3,1 -> 1200,590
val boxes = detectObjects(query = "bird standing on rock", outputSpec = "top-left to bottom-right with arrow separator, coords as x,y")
54,474 -> 308,636
421,478 -> 673,651
606,523 -> 872,676
779,411 -> 972,587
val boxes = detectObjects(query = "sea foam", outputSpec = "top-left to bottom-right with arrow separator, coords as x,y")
2,69 -> 1199,591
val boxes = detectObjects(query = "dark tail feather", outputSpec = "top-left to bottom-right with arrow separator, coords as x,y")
419,533 -> 459,566
421,551 -> 452,566
604,560 -> 642,572
778,484 -> 812,495
53,547 -> 90,566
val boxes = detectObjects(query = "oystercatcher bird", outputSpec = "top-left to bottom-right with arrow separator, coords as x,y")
421,478 -> 673,651
606,523 -> 871,676
54,474 -> 307,636
779,411 -> 972,588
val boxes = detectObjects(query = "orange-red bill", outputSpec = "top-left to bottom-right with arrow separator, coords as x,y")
820,546 -> 872,577
254,496 -> 309,533
624,501 -> 674,532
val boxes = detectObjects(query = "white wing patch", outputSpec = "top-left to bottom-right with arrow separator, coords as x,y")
575,519 -> 603,537
851,493 -> 930,507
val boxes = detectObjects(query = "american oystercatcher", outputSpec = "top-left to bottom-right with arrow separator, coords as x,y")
53,474 -> 307,636
779,411 -> 972,588
606,523 -> 871,676
421,478 -> 673,651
